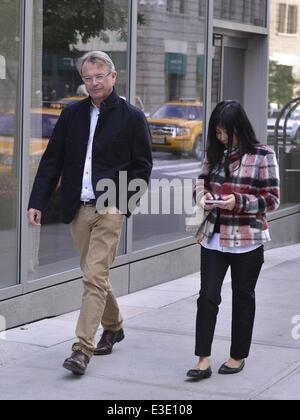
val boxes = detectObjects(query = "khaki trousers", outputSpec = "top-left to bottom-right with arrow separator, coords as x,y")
70,205 -> 124,360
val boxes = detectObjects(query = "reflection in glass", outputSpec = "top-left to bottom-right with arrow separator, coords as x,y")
214,0 -> 267,27
152,104 -> 203,120
133,0 -> 207,251
211,34 -> 223,112
268,0 -> 300,208
0,0 -> 20,288
29,0 -> 128,279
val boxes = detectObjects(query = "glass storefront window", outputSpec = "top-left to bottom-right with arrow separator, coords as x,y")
0,0 -> 21,288
133,0 -> 207,251
28,0 -> 129,280
214,0 -> 267,27
268,0 -> 300,208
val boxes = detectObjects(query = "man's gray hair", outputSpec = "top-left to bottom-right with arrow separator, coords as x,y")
78,51 -> 116,75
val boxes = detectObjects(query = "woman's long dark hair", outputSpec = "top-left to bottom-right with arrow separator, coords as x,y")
207,100 -> 259,177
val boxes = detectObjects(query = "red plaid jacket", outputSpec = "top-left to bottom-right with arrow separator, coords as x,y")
197,145 -> 280,247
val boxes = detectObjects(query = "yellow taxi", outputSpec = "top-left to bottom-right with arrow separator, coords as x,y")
0,97 -> 85,174
147,99 -> 204,160
0,97 -> 86,223
0,108 -> 60,174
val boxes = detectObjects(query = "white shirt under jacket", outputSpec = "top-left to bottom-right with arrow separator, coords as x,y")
80,103 -> 99,202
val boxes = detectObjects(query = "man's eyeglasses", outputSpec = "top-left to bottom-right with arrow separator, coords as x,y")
82,72 -> 112,84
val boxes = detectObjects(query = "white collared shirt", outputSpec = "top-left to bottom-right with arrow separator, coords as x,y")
80,103 -> 99,201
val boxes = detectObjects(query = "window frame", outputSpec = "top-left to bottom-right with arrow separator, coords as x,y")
277,2 -> 298,35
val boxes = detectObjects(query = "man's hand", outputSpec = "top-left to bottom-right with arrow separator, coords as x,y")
28,209 -> 42,227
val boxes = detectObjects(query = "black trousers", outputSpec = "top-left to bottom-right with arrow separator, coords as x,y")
195,245 -> 264,359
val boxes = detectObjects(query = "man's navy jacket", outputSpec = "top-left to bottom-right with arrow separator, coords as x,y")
28,89 -> 153,223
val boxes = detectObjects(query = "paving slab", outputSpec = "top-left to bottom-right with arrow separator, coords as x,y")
124,296 -> 197,337
0,362 -> 226,401
117,288 -> 197,309
0,327 -> 299,400
2,318 -> 77,348
261,259 -> 300,281
254,367 -> 300,400
215,276 -> 300,349
0,340 -> 41,367
58,306 -> 153,325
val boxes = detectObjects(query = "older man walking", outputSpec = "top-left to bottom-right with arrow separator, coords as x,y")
28,51 -> 153,375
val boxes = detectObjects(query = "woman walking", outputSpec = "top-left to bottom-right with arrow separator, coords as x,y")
187,100 -> 280,380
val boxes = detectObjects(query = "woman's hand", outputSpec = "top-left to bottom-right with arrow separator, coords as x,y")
216,194 -> 236,211
200,192 -> 215,211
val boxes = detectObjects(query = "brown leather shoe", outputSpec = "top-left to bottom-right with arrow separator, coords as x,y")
63,351 -> 89,376
94,328 -> 125,356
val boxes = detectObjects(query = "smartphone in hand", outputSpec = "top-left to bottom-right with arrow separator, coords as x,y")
204,199 -> 225,205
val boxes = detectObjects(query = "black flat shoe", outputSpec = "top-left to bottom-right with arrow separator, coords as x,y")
186,366 -> 212,380
218,360 -> 245,375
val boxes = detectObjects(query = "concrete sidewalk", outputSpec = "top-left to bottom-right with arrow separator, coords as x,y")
0,244 -> 300,400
